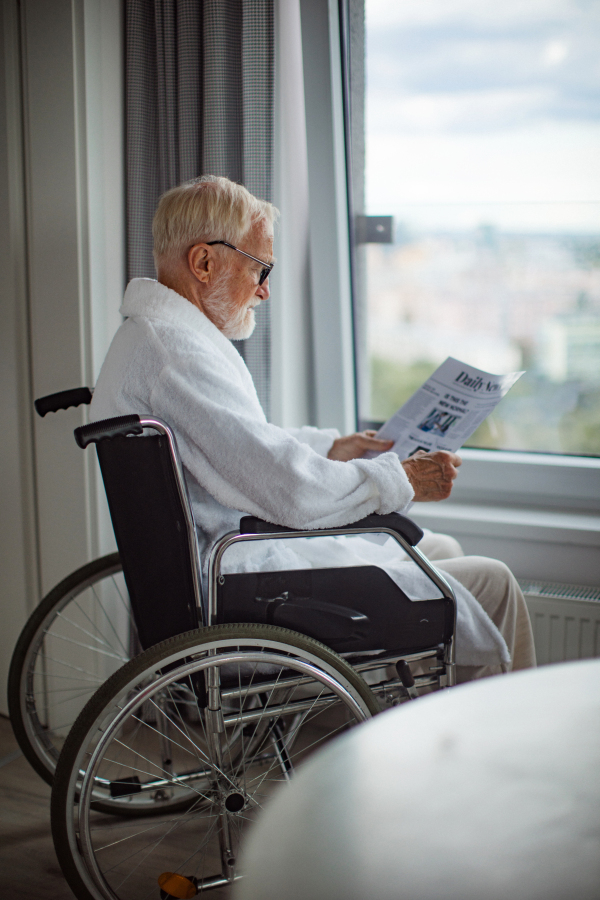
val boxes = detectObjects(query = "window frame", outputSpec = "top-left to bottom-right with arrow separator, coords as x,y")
334,0 -> 600,521
296,0 -> 357,437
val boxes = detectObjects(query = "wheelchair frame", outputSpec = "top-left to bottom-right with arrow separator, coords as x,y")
10,387 -> 458,898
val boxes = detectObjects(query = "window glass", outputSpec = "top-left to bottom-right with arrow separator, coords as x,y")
354,0 -> 600,455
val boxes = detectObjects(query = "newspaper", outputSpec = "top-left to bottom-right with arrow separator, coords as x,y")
366,357 -> 524,460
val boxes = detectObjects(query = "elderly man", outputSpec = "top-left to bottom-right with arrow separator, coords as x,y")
91,175 -> 535,682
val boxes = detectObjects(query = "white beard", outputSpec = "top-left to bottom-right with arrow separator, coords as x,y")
202,275 -> 258,341
225,305 -> 257,341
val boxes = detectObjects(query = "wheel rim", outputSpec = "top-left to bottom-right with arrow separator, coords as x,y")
58,638 -> 373,899
19,560 -> 133,780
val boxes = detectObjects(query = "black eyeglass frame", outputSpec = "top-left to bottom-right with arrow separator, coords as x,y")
206,240 -> 274,286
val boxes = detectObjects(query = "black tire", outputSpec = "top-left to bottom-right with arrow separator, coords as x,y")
8,554 -> 130,786
52,623 -> 380,900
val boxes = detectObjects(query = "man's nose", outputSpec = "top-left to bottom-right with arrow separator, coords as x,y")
257,278 -> 270,300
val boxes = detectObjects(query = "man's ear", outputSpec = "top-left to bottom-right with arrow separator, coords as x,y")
188,243 -> 213,284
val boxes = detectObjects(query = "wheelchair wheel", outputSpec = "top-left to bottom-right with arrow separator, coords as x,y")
51,623 -> 379,899
8,553 -> 134,789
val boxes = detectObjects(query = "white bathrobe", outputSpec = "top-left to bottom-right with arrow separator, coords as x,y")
91,278 -> 509,668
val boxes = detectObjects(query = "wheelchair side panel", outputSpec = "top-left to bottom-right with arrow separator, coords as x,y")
218,565 -> 452,654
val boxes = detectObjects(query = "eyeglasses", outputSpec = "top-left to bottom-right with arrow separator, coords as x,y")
206,241 -> 274,286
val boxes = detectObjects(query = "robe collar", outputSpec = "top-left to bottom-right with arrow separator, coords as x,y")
121,277 -> 250,381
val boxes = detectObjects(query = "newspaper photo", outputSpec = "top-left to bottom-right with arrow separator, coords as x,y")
366,357 -> 524,460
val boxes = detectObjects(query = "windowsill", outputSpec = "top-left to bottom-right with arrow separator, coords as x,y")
411,501 -> 600,547
448,448 -> 600,514
410,496 -> 600,583
459,448 -> 600,469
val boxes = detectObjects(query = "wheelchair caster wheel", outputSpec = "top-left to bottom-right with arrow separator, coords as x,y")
158,871 -> 198,898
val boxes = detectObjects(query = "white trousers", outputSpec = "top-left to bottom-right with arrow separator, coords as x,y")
418,531 -> 537,683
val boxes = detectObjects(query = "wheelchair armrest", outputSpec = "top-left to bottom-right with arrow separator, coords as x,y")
239,512 -> 424,547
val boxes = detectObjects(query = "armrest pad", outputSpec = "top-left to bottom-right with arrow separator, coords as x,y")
239,512 -> 423,547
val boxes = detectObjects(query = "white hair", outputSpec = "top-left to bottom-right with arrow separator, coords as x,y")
152,175 -> 278,264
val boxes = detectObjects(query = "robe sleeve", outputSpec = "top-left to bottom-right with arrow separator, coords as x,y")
283,426 -> 339,458
150,351 -> 414,530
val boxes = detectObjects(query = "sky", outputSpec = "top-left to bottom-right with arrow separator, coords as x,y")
365,0 -> 600,233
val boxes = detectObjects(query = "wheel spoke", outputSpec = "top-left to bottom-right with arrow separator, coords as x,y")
242,685 -> 328,797
147,696 -> 238,792
107,743 -> 214,804
40,654 -> 111,678
43,629 -> 128,662
88,582 -> 134,658
55,605 -> 125,654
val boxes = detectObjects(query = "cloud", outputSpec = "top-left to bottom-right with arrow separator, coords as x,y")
366,0 -> 600,132
362,0 -> 600,231
368,87 -> 559,134
542,39 -> 569,66
367,0 -> 592,32
365,121 -> 600,223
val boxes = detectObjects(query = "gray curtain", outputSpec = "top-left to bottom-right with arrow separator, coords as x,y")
125,0 -> 274,417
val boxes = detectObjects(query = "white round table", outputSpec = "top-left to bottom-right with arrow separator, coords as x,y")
234,659 -> 600,900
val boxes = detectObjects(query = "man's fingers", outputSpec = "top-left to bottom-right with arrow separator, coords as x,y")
417,449 -> 462,466
401,453 -> 461,502
433,450 -> 462,468
360,435 -> 394,450
328,431 -> 462,464
406,449 -> 462,480
440,459 -> 459,481
328,431 -> 395,461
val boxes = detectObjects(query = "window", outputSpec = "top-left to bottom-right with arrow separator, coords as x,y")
347,0 -> 600,457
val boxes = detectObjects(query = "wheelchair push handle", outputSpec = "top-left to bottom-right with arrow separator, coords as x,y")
34,387 -> 93,418
240,512 -> 424,547
74,415 -> 144,449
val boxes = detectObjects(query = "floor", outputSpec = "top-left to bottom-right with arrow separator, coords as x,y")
0,714 -> 235,899
0,714 -> 72,899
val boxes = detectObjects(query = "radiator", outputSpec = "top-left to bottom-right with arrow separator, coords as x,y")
519,580 -> 600,666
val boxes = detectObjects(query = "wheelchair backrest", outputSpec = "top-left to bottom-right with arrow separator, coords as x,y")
76,416 -> 202,650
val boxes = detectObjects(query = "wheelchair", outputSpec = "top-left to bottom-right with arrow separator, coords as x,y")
9,389 -> 457,898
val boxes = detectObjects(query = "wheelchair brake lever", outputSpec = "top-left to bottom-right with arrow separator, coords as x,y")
396,659 -> 419,701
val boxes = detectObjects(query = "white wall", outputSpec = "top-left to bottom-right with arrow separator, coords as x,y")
0,0 -> 123,714
0,0 -> 38,715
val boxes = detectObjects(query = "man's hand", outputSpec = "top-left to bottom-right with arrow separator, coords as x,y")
328,430 -> 394,462
401,450 -> 462,502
